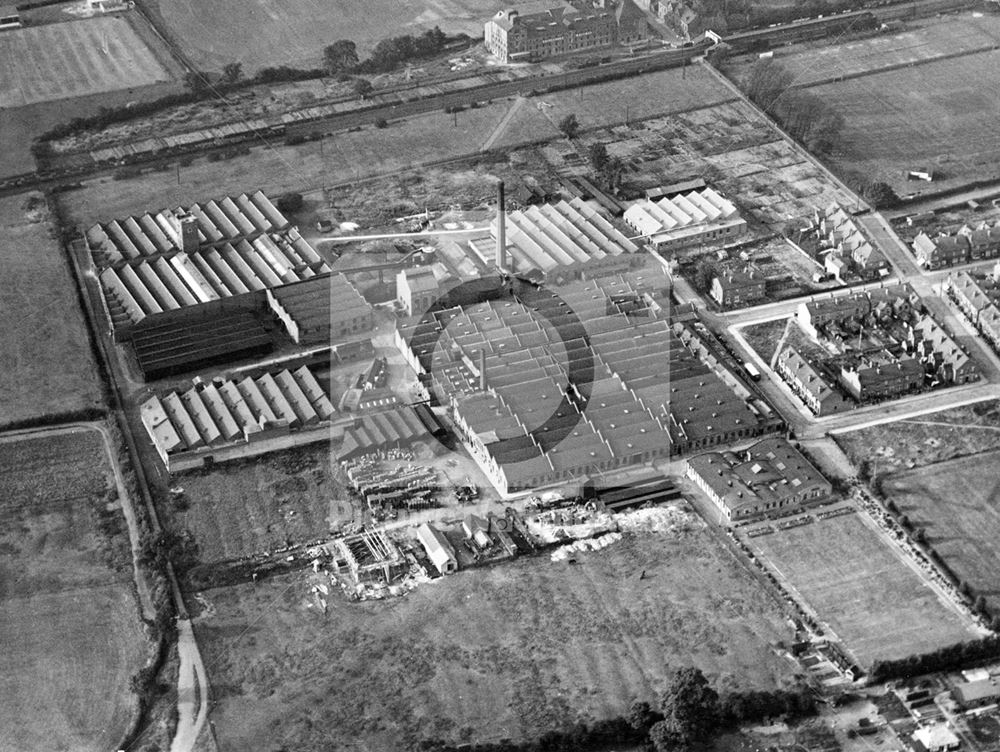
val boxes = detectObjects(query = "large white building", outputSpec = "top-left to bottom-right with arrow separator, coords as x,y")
623,187 -> 746,252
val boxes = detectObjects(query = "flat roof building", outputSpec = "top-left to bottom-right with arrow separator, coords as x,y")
686,437 -> 832,522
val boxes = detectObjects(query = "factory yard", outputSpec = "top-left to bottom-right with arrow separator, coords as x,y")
0,14 -> 175,107
196,522 -> 798,751
174,443 -> 356,564
0,430 -> 148,752
884,449 -> 1000,613
833,399 -> 1000,474
0,194 -> 103,427
746,513 -> 977,668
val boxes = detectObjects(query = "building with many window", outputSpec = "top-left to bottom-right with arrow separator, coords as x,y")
484,1 -> 648,63
686,438 -> 833,522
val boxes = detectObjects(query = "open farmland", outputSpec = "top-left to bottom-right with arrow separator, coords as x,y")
197,525 -> 798,750
175,443 -> 357,564
0,15 -> 173,107
747,513 -> 977,667
151,0 -> 556,72
0,430 -> 147,752
728,14 -> 1000,87
833,399 -> 1000,474
808,48 -> 1000,194
0,193 -> 103,427
884,449 -> 1000,613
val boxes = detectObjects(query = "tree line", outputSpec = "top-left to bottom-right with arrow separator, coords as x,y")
419,667 -> 815,752
742,58 -> 844,155
870,635 -> 1000,683
35,27 -> 463,146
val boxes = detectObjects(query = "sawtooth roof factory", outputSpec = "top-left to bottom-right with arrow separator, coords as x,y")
468,191 -> 641,286
83,191 -> 373,380
395,273 -> 780,495
622,186 -> 747,252
140,363 -> 336,471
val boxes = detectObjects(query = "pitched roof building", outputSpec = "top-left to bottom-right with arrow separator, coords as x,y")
623,187 -> 746,252
710,267 -> 765,308
484,1 -> 648,63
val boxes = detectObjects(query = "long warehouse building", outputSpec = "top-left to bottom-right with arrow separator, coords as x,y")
140,363 -> 336,471
86,191 -> 332,336
469,197 -> 640,285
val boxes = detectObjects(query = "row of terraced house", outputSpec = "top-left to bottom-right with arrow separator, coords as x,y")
947,263 -> 1000,353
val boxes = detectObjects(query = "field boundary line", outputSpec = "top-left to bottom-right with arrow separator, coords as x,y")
793,41 -> 1000,90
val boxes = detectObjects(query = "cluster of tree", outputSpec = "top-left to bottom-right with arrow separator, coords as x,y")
692,0 -> 866,34
588,143 -> 625,194
870,636 -> 1000,683
324,26 -> 451,76
37,29 -> 459,145
558,114 -> 580,139
694,259 -> 719,293
421,668 -> 815,752
743,59 -> 844,155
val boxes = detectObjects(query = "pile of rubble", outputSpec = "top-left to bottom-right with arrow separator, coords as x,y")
550,531 -> 624,562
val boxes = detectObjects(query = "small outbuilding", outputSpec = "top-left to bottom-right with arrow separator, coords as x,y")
417,523 -> 458,575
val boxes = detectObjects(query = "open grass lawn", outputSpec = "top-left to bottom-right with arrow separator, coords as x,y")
884,449 -> 1000,613
0,193 -> 103,427
0,15 -> 172,107
197,527 -> 798,751
0,431 -> 148,752
149,0 -> 557,72
176,443 -> 356,564
737,318 -> 788,364
748,513 -> 977,667
810,48 -> 1000,193
833,399 -> 1000,474
538,64 -> 736,132
728,14 -> 1000,87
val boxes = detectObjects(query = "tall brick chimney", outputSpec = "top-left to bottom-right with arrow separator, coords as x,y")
479,348 -> 487,392
496,181 -> 506,270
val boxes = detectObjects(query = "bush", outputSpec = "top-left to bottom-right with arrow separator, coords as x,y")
276,192 -> 304,213
374,118 -> 388,129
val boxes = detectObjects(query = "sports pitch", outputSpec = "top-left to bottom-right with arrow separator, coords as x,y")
885,449 -> 1000,613
748,513 -> 977,667
0,15 -> 172,107
808,48 -> 1000,192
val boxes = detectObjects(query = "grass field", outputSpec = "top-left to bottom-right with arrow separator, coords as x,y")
151,0 -> 554,72
884,449 -> 1000,612
175,443 -> 356,564
0,15 -> 172,107
0,193 -> 103,427
833,399 -> 1000,474
537,64 -> 736,132
196,526 -> 798,750
808,48 -> 1000,193
728,14 -> 1000,87
748,514 -> 977,667
0,430 -> 147,752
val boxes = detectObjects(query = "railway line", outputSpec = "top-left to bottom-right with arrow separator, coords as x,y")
0,0 -> 978,195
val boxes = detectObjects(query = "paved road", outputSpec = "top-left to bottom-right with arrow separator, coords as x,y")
170,619 -> 209,752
